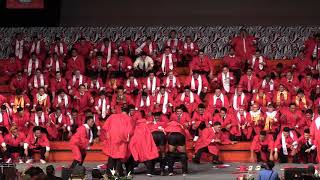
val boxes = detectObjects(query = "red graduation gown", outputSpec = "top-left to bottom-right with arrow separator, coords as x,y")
66,56 -> 86,79
73,91 -> 93,113
280,77 -> 300,95
48,113 -> 68,140
280,108 -> 302,129
109,56 -> 133,72
102,113 -> 134,159
174,93 -> 201,113
194,127 -> 231,155
119,41 -> 137,56
147,116 -> 169,133
110,94 -> 134,113
73,42 -> 94,57
207,94 -> 230,112
222,55 -> 243,70
4,132 -> 26,147
231,36 -> 256,59
24,133 -> 50,149
49,42 -> 68,57
191,110 -> 211,129
12,112 -> 30,135
239,75 -> 260,93
251,134 -> 274,161
190,55 -> 211,73
10,76 -> 28,93
69,125 -> 91,161
50,78 -> 68,94
310,117 -> 320,161
129,120 -> 159,162
94,41 -> 117,58
274,131 -> 298,152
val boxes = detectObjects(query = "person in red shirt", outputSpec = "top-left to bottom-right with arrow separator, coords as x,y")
230,105 -> 252,141
179,35 -> 199,58
118,37 -> 137,58
69,116 -> 95,168
110,86 -> 134,114
44,52 -> 64,78
135,36 -> 158,58
304,33 -> 320,60
94,37 -> 117,61
72,37 -> 94,57
4,125 -> 26,164
135,92 -> 154,116
185,70 -> 209,100
66,48 -> 86,80
68,69 -> 88,95
193,121 -> 235,164
24,126 -> 50,164
293,89 -> 312,111
125,73 -> 140,96
87,75 -> 104,96
28,68 -> 49,96
48,108 -> 70,141
250,131 -> 274,163
10,71 -> 28,94
189,50 -> 211,75
274,127 -> 299,163
94,90 -> 110,120
50,71 -> 68,99
10,88 -> 30,113
259,74 -> 276,94
12,107 -> 30,135
212,66 -> 236,95
231,86 -> 250,111
293,51 -> 314,78
239,68 -> 260,95
230,29 -> 256,60
12,33 -> 27,60
280,71 -> 300,95
280,103 -> 303,130
157,46 -> 177,76
27,35 -> 46,61
207,88 -> 230,112
165,30 -> 183,55
49,36 -> 68,58
222,48 -> 243,83
33,87 -> 51,113
89,52 -> 107,81
273,84 -> 291,109
24,52 -> 42,77
248,49 -> 267,78
109,52 -> 133,78
251,89 -> 271,110
212,107 -> 235,138
175,86 -> 201,113
162,70 -> 181,98
191,103 -> 212,141
298,128 -> 317,164
52,89 -> 71,115
153,86 -> 174,115
4,54 -> 22,81
73,84 -> 94,113
300,73 -> 317,98
0,104 -> 12,131
263,103 -> 280,136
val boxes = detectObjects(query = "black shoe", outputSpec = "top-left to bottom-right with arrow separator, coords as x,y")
212,160 -> 224,165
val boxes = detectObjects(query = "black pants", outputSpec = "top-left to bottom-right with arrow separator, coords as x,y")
300,144 -> 317,163
279,148 -> 298,163
255,145 -> 270,162
167,152 -> 188,174
168,132 -> 186,146
28,146 -> 46,160
70,148 -> 87,169
125,156 -> 155,175
6,145 -> 24,159
193,147 -> 219,163
107,157 -> 125,176
152,131 -> 167,146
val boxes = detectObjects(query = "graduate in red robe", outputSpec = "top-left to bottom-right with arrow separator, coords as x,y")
49,37 -> 68,57
110,86 -> 134,114
48,108 -> 70,141
0,104 -> 12,131
179,36 -> 199,57
153,86 -> 174,115
33,87 -> 51,113
193,121 -> 235,164
30,107 -> 51,135
4,125 -> 26,163
230,106 -> 252,141
27,35 -> 46,60
52,89 -> 71,115
250,131 -> 274,163
189,50 -> 211,75
304,33 -> 320,59
239,68 -> 260,94
24,53 -> 42,77
165,30 -> 183,54
273,84 -> 291,108
94,37 -> 117,61
3,54 -> 22,80
280,71 -> 300,95
102,107 -> 134,176
185,70 -> 209,100
94,90 -> 110,120
87,75 -> 104,96
191,104 -> 212,141
44,53 -> 64,77
300,73 -> 317,98
73,84 -> 94,113
108,53 -> 133,78
125,73 -> 140,96
248,49 -> 267,78
146,112 -> 168,175
9,71 -> 28,94
207,88 -> 230,112
135,92 -> 154,116
68,70 -> 88,95
292,51 -> 315,76
69,117 -> 95,168
66,48 -> 86,79
24,126 -> 50,164
175,86 -> 201,113
128,118 -> 159,176
230,29 -> 256,60
10,88 -> 30,113
212,66 -> 236,95
280,103 -> 303,130
274,127 -> 299,163
231,86 -> 250,112
263,103 -> 280,135
212,107 -> 236,138
251,89 -> 271,110
67,109 -> 82,133
12,33 -> 26,60
293,89 -> 312,111
142,71 -> 161,96
249,103 -> 265,140
72,37 -> 94,57
157,46 -> 177,76
310,115 -> 320,162
28,69 -> 49,96
259,74 -> 276,94
12,107 -> 30,135
298,128 -> 317,164
135,36 -> 158,57
170,105 -> 192,140
222,48 -> 243,83
88,52 -> 108,82
50,71 -> 68,99
163,70 -> 181,98
118,37 -> 137,58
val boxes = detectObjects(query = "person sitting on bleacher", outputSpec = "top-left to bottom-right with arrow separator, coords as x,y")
4,125 -> 26,164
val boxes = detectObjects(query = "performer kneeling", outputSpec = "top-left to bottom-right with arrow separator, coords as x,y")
274,127 -> 299,163
298,128 -> 317,164
193,121 -> 236,164
165,120 -> 188,176
4,125 -> 26,163
250,130 -> 274,163
70,116 -> 94,168
24,126 -> 50,164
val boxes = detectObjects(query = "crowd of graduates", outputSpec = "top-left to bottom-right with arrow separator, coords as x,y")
1,28 -> 320,176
